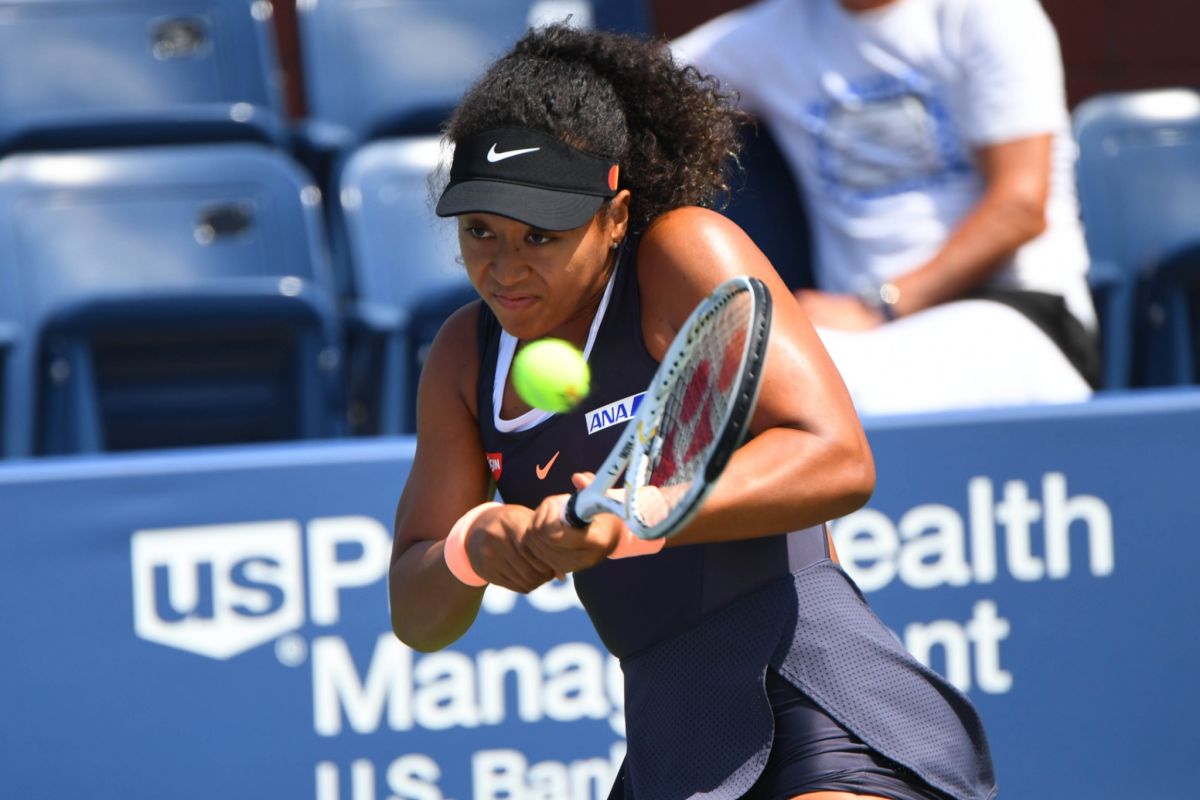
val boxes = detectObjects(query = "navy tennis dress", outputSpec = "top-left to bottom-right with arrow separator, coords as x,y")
475,246 -> 997,799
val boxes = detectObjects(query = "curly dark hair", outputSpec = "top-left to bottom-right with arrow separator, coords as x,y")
443,23 -> 745,234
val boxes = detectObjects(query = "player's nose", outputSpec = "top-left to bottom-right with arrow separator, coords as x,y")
489,244 -> 531,285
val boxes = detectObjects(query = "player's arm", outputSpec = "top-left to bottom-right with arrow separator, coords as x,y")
389,303 -> 554,652
638,206 -> 875,543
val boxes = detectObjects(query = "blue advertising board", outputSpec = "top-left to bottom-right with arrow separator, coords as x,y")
2,390 -> 1198,799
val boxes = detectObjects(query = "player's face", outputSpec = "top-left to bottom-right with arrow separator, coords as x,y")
456,193 -> 629,345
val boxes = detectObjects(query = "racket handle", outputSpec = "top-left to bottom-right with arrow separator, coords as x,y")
562,492 -> 588,528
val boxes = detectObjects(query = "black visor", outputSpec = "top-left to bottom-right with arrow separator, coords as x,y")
436,127 -> 620,230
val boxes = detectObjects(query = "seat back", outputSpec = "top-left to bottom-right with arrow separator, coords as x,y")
0,143 -> 344,457
1074,88 -> 1200,386
336,135 -> 472,434
340,137 -> 466,311
298,0 -> 651,142
0,243 -> 21,458
0,0 -> 285,151
721,121 -> 814,291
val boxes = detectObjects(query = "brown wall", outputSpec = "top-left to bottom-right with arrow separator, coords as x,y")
649,0 -> 1200,109
271,0 -> 306,119
1042,0 -> 1200,108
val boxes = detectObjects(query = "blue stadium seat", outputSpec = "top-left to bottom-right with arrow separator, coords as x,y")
721,121 -> 814,292
0,265 -> 20,458
1074,88 -> 1200,388
0,143 -> 345,457
335,135 -> 474,434
0,0 -> 287,153
297,0 -> 651,149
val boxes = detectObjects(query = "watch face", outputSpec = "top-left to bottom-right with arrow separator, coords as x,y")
879,282 -> 901,305
858,282 -> 899,321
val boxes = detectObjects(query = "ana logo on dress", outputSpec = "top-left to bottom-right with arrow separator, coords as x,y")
586,392 -> 644,435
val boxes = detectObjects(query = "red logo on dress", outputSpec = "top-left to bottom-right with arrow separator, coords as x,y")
486,452 -> 503,481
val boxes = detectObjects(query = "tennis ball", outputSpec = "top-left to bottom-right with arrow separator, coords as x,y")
512,338 -> 590,413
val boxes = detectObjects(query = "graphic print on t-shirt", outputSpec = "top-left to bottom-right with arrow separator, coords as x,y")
806,72 -> 971,205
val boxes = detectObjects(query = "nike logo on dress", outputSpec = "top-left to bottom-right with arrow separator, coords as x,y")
487,144 -> 541,162
535,451 -> 560,480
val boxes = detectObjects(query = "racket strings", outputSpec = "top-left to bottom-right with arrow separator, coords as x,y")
637,289 -> 752,524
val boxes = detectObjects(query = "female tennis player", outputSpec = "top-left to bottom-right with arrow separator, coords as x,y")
389,24 -> 996,800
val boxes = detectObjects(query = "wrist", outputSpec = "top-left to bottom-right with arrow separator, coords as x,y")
607,520 -> 666,559
858,280 -> 901,321
443,502 -> 502,587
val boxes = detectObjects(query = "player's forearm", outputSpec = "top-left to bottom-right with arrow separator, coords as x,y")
388,539 -> 485,652
892,189 -> 1047,316
667,426 -> 874,545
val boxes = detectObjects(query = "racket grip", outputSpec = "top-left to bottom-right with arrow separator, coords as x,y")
562,493 -> 588,528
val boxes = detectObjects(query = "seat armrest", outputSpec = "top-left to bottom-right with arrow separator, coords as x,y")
344,301 -> 409,336
0,103 -> 288,153
1086,258 -> 1126,289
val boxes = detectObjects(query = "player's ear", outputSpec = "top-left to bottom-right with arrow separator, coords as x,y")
605,189 -> 631,245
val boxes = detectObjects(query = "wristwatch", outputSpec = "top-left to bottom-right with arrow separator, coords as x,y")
859,281 -> 901,322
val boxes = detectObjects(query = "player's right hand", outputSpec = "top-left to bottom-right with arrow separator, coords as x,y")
460,504 -> 560,593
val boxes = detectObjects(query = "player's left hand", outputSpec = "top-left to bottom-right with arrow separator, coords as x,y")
520,473 -> 624,574
794,289 -> 885,330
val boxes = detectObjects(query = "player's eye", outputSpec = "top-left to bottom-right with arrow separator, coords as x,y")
526,232 -> 553,245
464,226 -> 492,239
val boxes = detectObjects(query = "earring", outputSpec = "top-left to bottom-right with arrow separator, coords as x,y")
610,240 -> 620,251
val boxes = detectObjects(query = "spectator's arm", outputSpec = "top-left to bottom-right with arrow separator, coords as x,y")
887,133 -> 1052,317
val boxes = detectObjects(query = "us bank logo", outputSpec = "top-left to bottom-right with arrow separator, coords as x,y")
131,517 -> 391,660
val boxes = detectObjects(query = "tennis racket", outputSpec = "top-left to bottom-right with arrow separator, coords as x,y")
562,275 -> 772,540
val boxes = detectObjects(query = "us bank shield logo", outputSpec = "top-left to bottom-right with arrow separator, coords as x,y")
131,521 -> 306,660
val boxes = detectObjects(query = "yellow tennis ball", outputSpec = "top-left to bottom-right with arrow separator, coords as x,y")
512,338 -> 590,413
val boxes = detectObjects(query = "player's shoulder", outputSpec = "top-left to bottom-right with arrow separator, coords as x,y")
642,203 -> 744,239
426,298 -> 482,357
636,206 -> 775,324
639,206 -> 760,271
421,298 -> 484,413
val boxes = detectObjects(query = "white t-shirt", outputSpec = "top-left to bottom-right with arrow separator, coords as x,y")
673,0 -> 1095,328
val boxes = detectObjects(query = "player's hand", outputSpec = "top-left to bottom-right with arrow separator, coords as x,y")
520,472 -> 625,574
461,504 -> 560,593
794,289 -> 886,330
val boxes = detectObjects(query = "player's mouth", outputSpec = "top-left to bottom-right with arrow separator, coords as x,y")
493,292 -> 537,311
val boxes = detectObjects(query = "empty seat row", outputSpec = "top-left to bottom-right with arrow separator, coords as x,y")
0,0 -> 654,458
0,0 -> 287,152
0,132 -> 514,460
0,143 -> 344,457
0,0 -> 651,158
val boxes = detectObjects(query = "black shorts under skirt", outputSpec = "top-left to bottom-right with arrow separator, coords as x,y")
607,562 -> 997,800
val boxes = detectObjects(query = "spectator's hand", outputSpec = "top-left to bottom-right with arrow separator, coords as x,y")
794,289 -> 885,331
463,504 -> 560,593
520,472 -> 625,575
